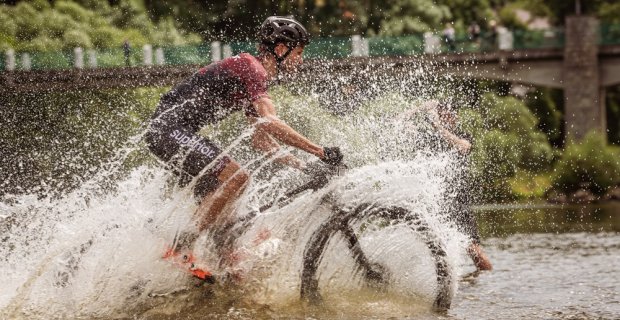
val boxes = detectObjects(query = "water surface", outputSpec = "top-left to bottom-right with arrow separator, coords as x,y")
450,203 -> 620,320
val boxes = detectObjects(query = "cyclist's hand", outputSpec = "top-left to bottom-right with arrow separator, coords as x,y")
456,138 -> 471,155
321,146 -> 344,166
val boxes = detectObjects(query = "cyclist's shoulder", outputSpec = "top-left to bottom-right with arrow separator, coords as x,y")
193,53 -> 264,81
220,54 -> 268,92
227,53 -> 265,73
236,52 -> 259,63
217,52 -> 257,68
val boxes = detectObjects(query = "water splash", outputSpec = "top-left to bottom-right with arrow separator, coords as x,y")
0,65 -> 476,318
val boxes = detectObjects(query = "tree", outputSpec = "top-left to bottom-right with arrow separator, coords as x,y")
434,0 -> 494,25
532,0 -> 620,24
0,0 -> 200,51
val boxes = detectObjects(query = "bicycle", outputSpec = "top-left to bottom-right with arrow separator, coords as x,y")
219,163 -> 454,311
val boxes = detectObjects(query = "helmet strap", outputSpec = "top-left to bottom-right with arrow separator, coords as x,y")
270,44 -> 294,76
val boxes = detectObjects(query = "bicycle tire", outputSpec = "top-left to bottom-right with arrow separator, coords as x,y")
300,202 -> 453,311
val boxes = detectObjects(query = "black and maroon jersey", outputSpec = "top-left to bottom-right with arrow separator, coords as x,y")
150,53 -> 269,133
145,53 -> 270,191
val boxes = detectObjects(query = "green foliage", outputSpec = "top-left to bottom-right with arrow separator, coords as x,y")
512,0 -> 554,18
508,170 -> 553,199
482,93 -> 537,132
12,2 -> 43,41
434,0 -> 494,25
110,0 -> 144,29
63,29 -> 92,48
119,29 -> 149,48
309,0 -> 368,36
88,26 -> 122,48
551,132 -> 620,195
0,8 -> 17,50
145,1 -> 226,39
498,3 -> 529,30
458,108 -> 485,140
24,0 -> 51,10
599,2 -> 620,23
0,0 -> 200,52
142,0 -> 451,40
477,129 -> 521,180
70,0 -> 112,12
532,0 -> 620,24
494,0 -> 555,27
40,9 -> 79,39
0,9 -> 17,37
525,88 -> 563,145
479,93 -> 554,171
459,93 -> 555,200
152,17 -> 196,46
54,0 -> 93,23
19,34 -> 63,51
521,132 -> 555,171
375,0 -> 451,35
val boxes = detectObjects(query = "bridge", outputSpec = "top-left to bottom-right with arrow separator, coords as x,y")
1,16 -> 619,140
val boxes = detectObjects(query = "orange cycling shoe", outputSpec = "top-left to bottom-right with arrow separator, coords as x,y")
163,247 -> 215,283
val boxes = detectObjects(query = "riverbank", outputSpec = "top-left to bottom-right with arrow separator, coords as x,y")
505,168 -> 620,205
473,201 -> 620,237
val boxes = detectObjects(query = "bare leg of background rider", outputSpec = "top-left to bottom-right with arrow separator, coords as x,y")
468,243 -> 492,271
454,193 -> 493,271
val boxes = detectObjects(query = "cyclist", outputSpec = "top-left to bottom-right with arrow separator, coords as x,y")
404,100 -> 492,271
145,16 -> 344,279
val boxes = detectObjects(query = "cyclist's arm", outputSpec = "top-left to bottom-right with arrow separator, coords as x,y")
434,125 -> 471,155
402,100 -> 471,154
249,96 -> 325,159
249,119 -> 305,169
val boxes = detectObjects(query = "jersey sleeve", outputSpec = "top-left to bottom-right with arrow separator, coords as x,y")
238,54 -> 269,117
240,54 -> 270,102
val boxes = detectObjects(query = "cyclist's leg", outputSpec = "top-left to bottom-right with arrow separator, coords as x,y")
146,124 -> 249,237
450,180 -> 493,271
467,242 -> 492,271
455,203 -> 492,271
195,159 -> 249,232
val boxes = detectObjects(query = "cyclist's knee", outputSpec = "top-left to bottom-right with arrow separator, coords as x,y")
236,170 -> 250,187
224,166 -> 249,192
194,160 -> 248,198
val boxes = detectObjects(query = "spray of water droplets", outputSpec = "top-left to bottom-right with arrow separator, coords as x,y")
0,58 -> 481,318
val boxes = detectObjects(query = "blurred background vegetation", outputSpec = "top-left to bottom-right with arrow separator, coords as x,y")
3,0 -> 620,49
1,0 -> 619,202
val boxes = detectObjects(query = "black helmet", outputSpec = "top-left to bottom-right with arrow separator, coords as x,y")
259,16 -> 310,47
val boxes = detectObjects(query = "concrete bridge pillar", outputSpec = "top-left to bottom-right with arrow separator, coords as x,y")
563,16 -> 604,141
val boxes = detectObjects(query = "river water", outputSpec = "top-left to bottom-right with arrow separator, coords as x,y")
120,202 -> 620,319
452,203 -> 620,320
2,165 -> 617,319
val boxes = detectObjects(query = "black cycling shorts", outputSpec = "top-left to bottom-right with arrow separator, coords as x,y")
146,124 -> 231,198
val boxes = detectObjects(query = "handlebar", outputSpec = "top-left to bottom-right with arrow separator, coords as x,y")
258,162 -> 346,212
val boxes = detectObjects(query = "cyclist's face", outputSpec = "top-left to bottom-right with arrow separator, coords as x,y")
276,44 -> 304,72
